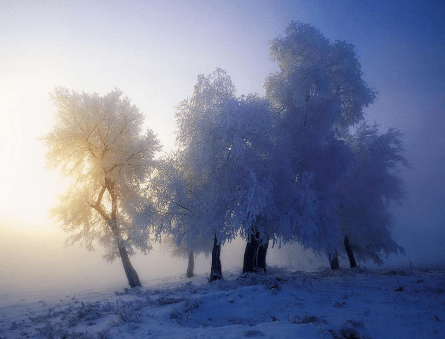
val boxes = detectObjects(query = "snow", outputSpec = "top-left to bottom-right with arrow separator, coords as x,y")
1,267 -> 444,338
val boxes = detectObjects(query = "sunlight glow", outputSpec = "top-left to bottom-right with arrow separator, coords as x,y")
0,56 -> 174,230
1,0 -> 443,298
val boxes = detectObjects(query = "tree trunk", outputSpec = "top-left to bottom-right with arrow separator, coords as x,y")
243,231 -> 260,274
101,179 -> 142,288
117,240 -> 142,288
329,251 -> 340,270
243,229 -> 269,274
209,234 -> 223,282
186,251 -> 195,278
257,239 -> 269,273
344,236 -> 357,268
108,218 -> 141,288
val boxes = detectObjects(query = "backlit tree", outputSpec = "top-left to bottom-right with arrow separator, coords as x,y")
42,87 -> 161,288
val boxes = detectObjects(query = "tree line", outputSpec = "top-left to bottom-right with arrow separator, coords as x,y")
42,22 -> 410,288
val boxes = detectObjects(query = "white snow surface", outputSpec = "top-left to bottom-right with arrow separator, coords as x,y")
1,267 -> 444,338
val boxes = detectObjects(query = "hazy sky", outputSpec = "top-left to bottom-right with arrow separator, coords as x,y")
1,0 -> 444,292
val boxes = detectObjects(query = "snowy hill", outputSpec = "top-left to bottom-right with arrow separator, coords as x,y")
1,268 -> 444,338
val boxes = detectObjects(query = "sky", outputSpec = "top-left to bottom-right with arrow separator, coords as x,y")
1,0 -> 444,292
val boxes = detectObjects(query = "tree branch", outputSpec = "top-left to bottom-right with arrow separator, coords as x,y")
90,201 -> 110,224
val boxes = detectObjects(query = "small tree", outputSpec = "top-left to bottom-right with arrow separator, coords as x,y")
338,122 -> 410,266
144,152 -> 213,278
160,236 -> 205,278
42,87 -> 161,288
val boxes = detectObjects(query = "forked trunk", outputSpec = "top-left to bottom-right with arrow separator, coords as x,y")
329,251 -> 340,270
344,236 -> 357,268
209,234 -> 223,281
186,251 -> 195,278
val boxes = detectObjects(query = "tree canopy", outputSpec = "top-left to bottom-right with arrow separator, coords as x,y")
171,69 -> 319,249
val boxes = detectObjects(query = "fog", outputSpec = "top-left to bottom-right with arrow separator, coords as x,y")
1,215 -> 330,301
1,212 -> 431,303
388,107 -> 445,269
1,0 -> 444,298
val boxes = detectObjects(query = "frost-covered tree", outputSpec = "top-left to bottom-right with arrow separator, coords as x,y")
173,68 -> 319,276
42,87 -> 161,288
265,22 -> 376,256
174,69 -> 287,279
142,152 -> 212,278
337,122 -> 410,266
173,69 -> 239,281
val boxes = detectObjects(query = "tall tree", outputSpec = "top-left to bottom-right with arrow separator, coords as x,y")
42,87 -> 161,288
265,22 -> 376,256
174,69 -> 279,278
173,69 -> 238,281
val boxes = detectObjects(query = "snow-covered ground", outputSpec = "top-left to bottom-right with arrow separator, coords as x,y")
1,267 -> 444,338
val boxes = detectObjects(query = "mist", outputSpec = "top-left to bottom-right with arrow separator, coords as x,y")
2,214 -> 411,303
2,88 -> 444,303
1,0 -> 444,303
388,104 -> 445,269
1,215 -> 328,302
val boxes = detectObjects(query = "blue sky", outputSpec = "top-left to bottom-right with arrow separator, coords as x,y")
1,0 -> 444,266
